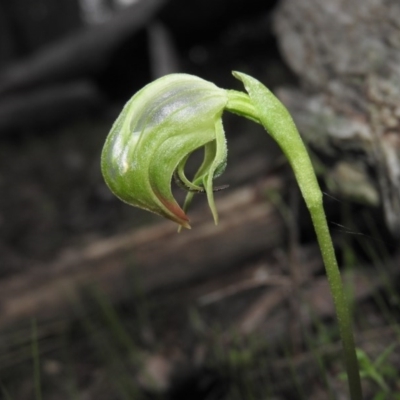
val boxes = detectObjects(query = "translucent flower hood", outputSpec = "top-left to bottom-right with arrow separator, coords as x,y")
101,74 -> 229,229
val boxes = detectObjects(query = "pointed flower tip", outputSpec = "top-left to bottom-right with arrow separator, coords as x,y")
179,222 -> 191,231
158,195 -> 191,228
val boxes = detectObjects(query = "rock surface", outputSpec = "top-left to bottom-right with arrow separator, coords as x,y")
274,0 -> 400,234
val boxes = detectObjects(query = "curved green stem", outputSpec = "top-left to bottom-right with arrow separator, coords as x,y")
227,72 -> 362,400
309,203 -> 362,399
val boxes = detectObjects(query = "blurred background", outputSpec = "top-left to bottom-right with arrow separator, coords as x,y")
1,0 -> 400,399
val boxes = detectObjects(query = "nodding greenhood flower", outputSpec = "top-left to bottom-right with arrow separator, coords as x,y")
101,72 -> 363,400
101,71 -> 316,230
101,72 -> 319,228
101,74 -> 231,229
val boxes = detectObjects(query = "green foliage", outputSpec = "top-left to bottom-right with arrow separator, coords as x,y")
341,344 -> 400,398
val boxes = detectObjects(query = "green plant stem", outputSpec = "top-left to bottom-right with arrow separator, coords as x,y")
309,204 -> 362,400
226,76 -> 362,399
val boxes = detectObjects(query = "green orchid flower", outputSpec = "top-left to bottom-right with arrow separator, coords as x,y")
101,73 -> 229,229
100,71 -> 320,231
101,71 -> 363,400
